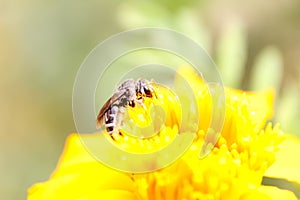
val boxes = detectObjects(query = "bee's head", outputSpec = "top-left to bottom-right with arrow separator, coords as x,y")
136,79 -> 154,99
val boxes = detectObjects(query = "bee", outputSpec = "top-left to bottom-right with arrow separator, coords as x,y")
96,79 -> 156,139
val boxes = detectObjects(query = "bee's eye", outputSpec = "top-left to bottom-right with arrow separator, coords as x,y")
144,88 -> 153,97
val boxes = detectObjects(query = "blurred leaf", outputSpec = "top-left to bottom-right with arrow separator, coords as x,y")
156,0 -> 200,13
117,2 -> 172,28
249,46 -> 283,91
216,20 -> 247,88
173,8 -> 211,52
275,84 -> 300,136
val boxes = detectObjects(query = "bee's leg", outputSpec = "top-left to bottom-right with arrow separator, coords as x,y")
130,174 -> 135,181
115,108 -> 125,135
119,106 -> 125,114
110,134 -> 116,141
140,99 -> 147,110
135,98 -> 147,110
106,126 -> 116,141
152,89 -> 158,99
118,107 -> 126,126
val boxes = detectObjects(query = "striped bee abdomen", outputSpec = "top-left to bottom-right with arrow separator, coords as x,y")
104,104 -> 119,135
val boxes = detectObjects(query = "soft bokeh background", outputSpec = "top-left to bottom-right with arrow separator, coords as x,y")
1,0 -> 300,199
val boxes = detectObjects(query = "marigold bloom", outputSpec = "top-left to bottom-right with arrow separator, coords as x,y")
28,67 -> 300,200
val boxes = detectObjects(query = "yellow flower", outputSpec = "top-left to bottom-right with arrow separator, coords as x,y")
28,66 -> 300,200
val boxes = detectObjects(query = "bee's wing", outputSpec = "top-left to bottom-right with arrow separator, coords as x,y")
96,97 -> 112,129
96,91 -> 128,129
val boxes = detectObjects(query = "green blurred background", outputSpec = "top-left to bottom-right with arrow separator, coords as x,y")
1,0 -> 300,199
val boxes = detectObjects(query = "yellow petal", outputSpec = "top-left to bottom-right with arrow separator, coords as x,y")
265,134 -> 300,184
50,134 -> 100,178
28,134 -> 137,200
221,88 -> 275,146
176,66 -> 275,146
